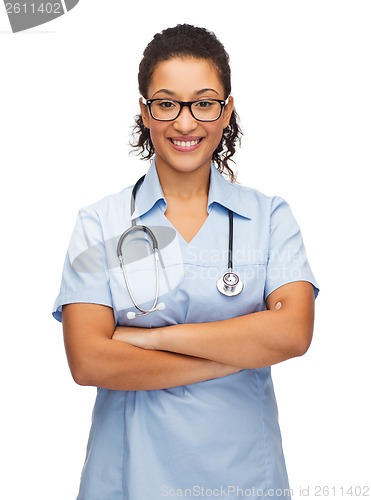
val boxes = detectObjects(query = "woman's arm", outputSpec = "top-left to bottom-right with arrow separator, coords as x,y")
62,303 -> 240,391
113,281 -> 315,369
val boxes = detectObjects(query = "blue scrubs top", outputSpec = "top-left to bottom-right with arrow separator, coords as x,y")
53,160 -> 318,500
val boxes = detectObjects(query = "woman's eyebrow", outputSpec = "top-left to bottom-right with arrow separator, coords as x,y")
195,88 -> 220,95
152,89 -> 175,97
151,88 -> 220,98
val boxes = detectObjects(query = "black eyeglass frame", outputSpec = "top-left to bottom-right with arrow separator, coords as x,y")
141,97 -> 229,122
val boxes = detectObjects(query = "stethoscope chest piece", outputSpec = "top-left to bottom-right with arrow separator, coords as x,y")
217,270 -> 243,297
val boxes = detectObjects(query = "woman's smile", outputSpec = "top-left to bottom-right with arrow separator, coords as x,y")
168,135 -> 204,151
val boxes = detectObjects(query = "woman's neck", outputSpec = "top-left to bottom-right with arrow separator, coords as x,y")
155,159 -> 211,200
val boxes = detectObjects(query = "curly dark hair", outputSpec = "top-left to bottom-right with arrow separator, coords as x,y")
131,24 -> 243,182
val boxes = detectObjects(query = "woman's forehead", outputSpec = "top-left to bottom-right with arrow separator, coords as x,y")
148,57 -> 224,97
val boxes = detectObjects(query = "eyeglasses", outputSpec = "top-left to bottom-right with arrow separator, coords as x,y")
142,97 -> 229,122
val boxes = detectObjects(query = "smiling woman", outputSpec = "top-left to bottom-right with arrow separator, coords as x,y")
53,23 -> 319,500
138,57 -> 235,180
133,26 -> 242,183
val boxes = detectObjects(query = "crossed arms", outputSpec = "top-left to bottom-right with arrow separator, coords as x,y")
62,281 -> 315,391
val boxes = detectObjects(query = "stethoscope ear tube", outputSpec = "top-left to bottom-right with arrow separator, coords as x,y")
117,222 -> 162,319
116,224 -> 158,258
117,240 -> 162,319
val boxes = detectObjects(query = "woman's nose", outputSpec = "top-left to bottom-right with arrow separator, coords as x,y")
172,106 -> 198,133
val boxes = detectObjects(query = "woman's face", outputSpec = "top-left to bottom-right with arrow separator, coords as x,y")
140,57 -> 234,177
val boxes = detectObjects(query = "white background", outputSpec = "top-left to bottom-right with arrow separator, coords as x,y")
1,1 -> 370,498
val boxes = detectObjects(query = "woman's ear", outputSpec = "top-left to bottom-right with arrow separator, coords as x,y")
222,95 -> 235,128
139,97 -> 150,128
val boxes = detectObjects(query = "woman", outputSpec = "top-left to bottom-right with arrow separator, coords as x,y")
53,24 -> 319,500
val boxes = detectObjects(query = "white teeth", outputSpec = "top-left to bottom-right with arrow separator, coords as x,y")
172,139 -> 200,147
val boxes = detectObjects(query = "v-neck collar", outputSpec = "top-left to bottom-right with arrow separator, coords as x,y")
130,158 -> 253,222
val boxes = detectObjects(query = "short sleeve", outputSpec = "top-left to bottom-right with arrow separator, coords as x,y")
264,197 -> 319,299
52,208 -> 113,322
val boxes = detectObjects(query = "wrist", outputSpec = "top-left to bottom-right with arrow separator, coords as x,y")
152,326 -> 167,351
153,323 -> 185,351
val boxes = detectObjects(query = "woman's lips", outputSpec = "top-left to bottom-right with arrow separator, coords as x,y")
169,137 -> 203,151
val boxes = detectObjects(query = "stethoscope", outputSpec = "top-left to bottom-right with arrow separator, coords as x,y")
116,175 -> 243,319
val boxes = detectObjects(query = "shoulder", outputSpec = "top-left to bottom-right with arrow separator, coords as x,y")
235,180 -> 286,205
223,175 -> 286,220
72,185 -> 135,241
77,185 -> 133,224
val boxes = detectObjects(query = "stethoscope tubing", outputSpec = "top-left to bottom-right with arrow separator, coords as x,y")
117,223 -> 161,317
117,174 -> 243,319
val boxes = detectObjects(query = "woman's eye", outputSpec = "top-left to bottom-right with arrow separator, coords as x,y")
158,100 -> 176,109
196,100 -> 215,108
